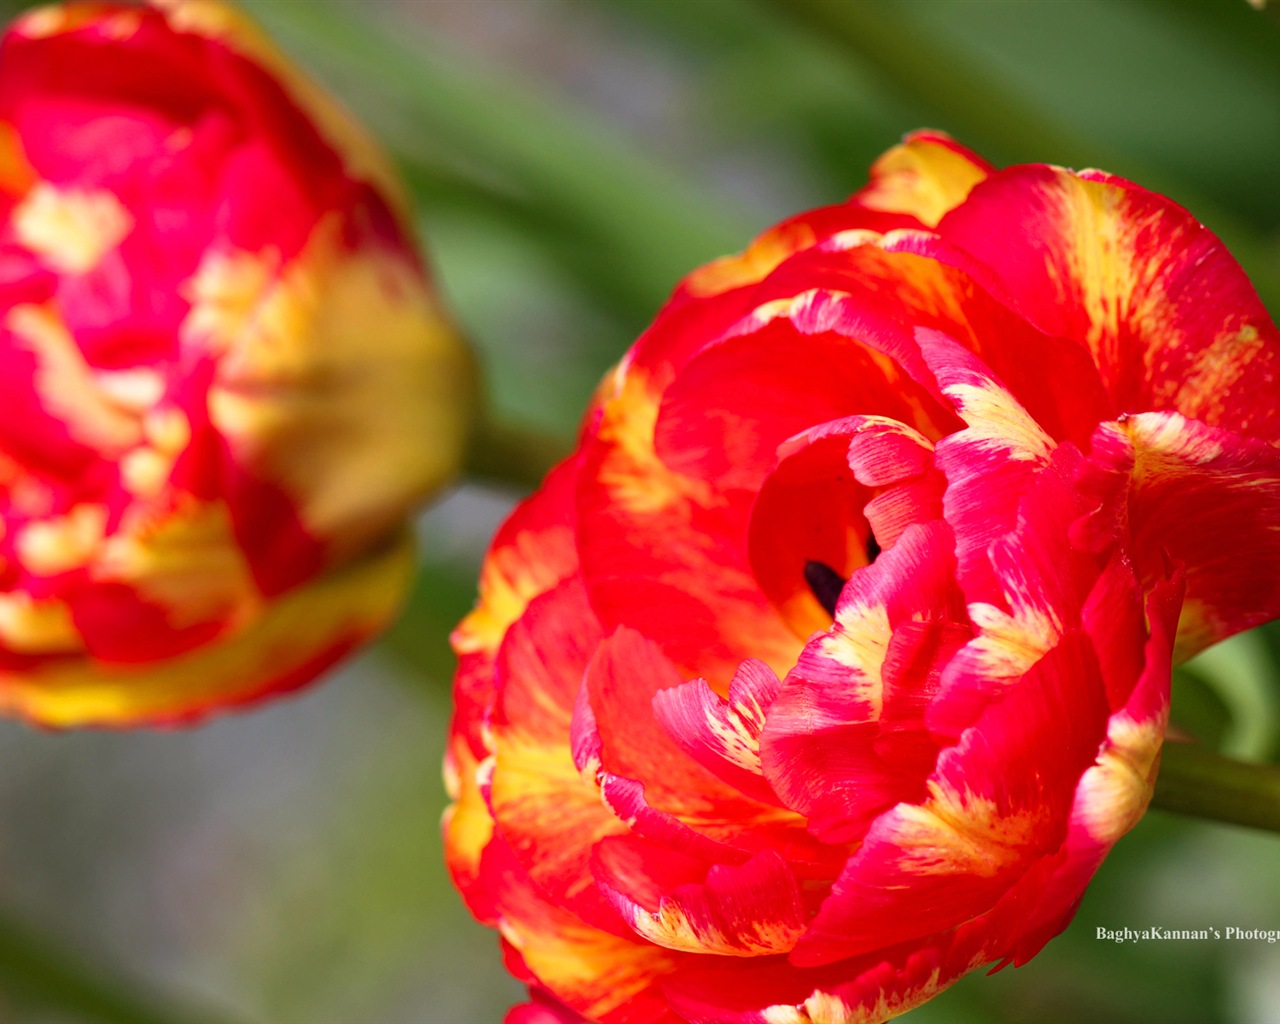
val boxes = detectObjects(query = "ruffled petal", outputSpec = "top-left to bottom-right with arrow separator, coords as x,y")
927,444 -> 1104,736
792,630 -> 1110,967
577,627 -> 827,866
599,846 -> 808,957
652,659 -> 783,806
479,840 -> 682,1024
761,522 -> 968,845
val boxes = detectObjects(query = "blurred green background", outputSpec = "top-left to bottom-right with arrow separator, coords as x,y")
0,1 -> 1278,1022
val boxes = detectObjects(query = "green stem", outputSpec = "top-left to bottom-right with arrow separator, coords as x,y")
464,414 -> 571,493
0,907 -> 236,1024
1152,742 -> 1280,833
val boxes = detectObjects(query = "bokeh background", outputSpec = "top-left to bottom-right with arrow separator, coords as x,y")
0,1 -> 1278,1022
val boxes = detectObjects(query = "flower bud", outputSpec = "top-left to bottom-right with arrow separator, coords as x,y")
0,1 -> 474,726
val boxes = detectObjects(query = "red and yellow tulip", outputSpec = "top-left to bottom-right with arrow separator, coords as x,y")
445,132 -> 1280,1022
0,1 -> 473,726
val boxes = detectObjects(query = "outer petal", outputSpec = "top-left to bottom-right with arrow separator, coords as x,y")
0,529 -> 413,726
1073,412 -> 1280,659
599,847 -> 808,957
488,579 -> 625,931
855,129 -> 993,228
445,459 -> 581,912
663,932 -> 989,1024
450,457 -> 580,755
995,571 -> 1182,967
506,992 -> 592,1024
480,840 -> 683,1024
936,164 -> 1280,441
146,0 -> 419,232
203,213 -> 472,568
576,370 -> 798,684
679,130 -> 990,301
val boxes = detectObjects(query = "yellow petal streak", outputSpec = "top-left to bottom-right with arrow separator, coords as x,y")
201,221 -> 473,565
894,780 -> 1044,878
8,305 -> 144,454
858,134 -> 989,228
1074,711 -> 1165,845
0,593 -> 81,655
0,533 -> 415,727
95,498 -> 261,630
17,504 -> 108,576
13,182 -> 132,274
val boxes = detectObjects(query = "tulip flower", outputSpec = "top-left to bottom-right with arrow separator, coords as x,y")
0,0 -> 473,726
445,132 -> 1280,1022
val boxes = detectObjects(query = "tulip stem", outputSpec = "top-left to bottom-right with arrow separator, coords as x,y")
464,414 -> 571,492
1151,742 -> 1280,833
0,906 -> 236,1024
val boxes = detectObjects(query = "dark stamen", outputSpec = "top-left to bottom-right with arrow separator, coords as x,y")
804,560 -> 846,618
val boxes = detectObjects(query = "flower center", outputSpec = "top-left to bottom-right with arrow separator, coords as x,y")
804,533 -> 881,618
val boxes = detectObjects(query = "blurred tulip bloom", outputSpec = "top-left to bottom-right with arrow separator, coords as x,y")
445,132 -> 1280,1022
0,1 -> 473,726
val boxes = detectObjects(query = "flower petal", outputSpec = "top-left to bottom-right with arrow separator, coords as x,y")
576,371 -> 798,684
792,630 -> 1110,967
855,130 -> 994,228
599,847 -> 808,957
488,579 -> 626,930
579,627 -> 826,865
936,165 -> 1280,441
760,522 -> 968,845
652,659 -> 784,806
1074,412 -> 1280,659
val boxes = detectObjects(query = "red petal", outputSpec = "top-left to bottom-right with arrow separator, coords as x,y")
792,630 -> 1110,966
937,165 -> 1280,441
927,443 -> 1104,737
1074,412 -> 1280,659
581,628 -> 827,865
488,580 -> 626,931
747,415 -> 936,637
918,329 -> 1054,608
599,846 -> 808,957
760,522 -> 968,845
855,130 -> 994,228
652,659 -> 783,806
995,572 -> 1181,967
477,840 -> 682,1024
576,372 -> 798,684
